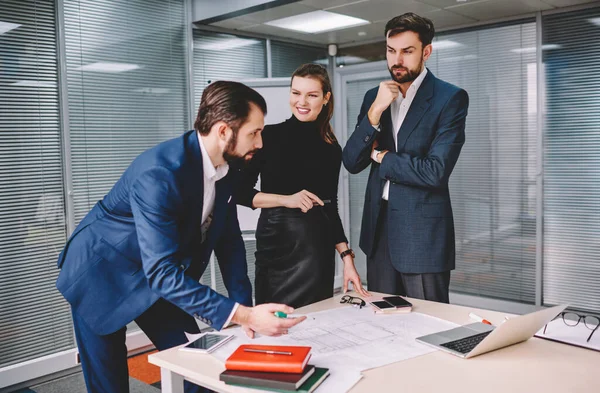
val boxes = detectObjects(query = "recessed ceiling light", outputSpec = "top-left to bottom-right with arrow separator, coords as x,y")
195,38 -> 259,51
358,31 -> 367,36
0,21 -> 21,35
265,10 -> 369,34
510,44 -> 561,54
589,17 -> 600,26
76,62 -> 140,73
432,40 -> 462,50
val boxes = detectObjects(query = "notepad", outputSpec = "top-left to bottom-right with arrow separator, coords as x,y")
227,366 -> 330,393
225,344 -> 312,374
220,365 -> 315,390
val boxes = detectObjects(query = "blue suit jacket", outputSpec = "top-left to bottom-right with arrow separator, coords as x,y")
56,130 -> 252,335
342,70 -> 469,273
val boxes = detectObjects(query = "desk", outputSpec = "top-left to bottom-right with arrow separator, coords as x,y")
149,293 -> 599,393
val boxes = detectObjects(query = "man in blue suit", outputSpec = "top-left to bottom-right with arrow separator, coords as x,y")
343,13 -> 469,303
56,81 -> 306,393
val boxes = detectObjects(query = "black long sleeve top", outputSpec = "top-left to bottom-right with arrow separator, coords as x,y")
237,115 -> 348,245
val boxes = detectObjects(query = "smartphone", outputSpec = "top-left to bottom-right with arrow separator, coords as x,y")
369,300 -> 396,312
179,333 -> 234,354
382,296 -> 412,308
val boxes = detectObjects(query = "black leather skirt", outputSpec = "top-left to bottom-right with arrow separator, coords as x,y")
254,206 -> 334,309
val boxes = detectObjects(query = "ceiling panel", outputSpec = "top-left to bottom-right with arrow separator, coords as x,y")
211,17 -> 259,30
332,0 -> 439,22
423,8 -> 477,29
541,0 -> 597,6
311,20 -> 388,44
448,0 -> 553,20
239,23 -> 321,43
299,0 -> 372,8
234,2 -> 318,24
209,0 -> 600,46
416,0 -> 487,8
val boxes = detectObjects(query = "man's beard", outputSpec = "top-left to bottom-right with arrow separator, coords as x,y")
222,132 -> 257,167
388,57 -> 424,84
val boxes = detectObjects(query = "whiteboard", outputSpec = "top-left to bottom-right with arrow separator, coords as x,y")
237,82 -> 291,231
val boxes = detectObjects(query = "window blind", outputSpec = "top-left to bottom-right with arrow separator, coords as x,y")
64,0 -> 189,225
345,78 -> 386,281
270,40 -> 327,77
192,30 -> 266,110
214,234 -> 257,300
192,31 -> 265,295
428,23 -> 538,303
542,8 -> 600,314
0,0 -> 72,367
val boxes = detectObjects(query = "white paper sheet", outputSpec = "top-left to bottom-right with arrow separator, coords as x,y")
535,318 -> 600,352
209,307 -> 459,392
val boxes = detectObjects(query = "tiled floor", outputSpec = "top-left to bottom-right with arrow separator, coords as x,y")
11,350 -> 161,393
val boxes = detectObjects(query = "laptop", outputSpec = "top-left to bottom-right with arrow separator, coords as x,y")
416,304 -> 567,358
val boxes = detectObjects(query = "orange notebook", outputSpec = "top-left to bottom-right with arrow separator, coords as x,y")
225,345 -> 311,374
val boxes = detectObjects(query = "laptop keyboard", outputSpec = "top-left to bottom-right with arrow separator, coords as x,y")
440,331 -> 493,354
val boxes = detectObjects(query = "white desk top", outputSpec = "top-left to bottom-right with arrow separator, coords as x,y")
149,293 -> 600,393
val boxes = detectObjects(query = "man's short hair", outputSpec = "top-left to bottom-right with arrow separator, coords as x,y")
385,13 -> 435,47
194,81 -> 267,136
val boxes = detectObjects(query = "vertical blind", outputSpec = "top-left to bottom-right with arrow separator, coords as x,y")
429,23 -> 538,303
214,233 -> 257,298
64,0 -> 189,224
542,8 -> 600,314
345,78 -> 386,280
0,0 -> 72,367
270,40 -> 327,77
192,30 -> 266,111
192,30 -> 266,298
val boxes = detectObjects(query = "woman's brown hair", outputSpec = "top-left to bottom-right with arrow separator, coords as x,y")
291,63 -> 337,145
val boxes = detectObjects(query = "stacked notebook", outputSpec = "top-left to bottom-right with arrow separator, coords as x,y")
220,344 -> 330,392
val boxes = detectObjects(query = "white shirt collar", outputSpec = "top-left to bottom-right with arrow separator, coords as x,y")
197,132 -> 229,182
403,67 -> 428,98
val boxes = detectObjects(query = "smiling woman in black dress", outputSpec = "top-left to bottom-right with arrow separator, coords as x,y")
237,63 -> 369,308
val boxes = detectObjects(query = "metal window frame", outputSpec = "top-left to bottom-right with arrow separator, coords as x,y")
535,11 -> 544,307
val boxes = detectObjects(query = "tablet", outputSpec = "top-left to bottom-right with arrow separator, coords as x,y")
179,332 -> 234,354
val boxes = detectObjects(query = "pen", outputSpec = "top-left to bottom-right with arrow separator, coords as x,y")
469,312 -> 493,325
244,348 -> 292,355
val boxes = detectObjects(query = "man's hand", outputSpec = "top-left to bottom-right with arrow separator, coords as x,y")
371,139 -> 379,155
232,304 -> 307,339
376,150 -> 389,164
282,190 -> 324,213
368,81 -> 401,126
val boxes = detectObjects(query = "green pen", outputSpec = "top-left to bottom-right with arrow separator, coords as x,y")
273,311 -> 287,318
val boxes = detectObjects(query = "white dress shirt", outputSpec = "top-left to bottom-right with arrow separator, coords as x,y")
197,133 -> 238,327
373,68 -> 428,200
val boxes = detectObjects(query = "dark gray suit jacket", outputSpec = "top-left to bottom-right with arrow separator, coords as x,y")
342,70 -> 469,273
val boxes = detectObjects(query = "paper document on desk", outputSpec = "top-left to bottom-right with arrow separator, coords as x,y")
211,307 -> 458,392
535,319 -> 600,352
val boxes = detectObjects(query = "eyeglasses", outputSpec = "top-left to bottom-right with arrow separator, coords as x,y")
543,311 -> 600,342
340,295 -> 366,309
